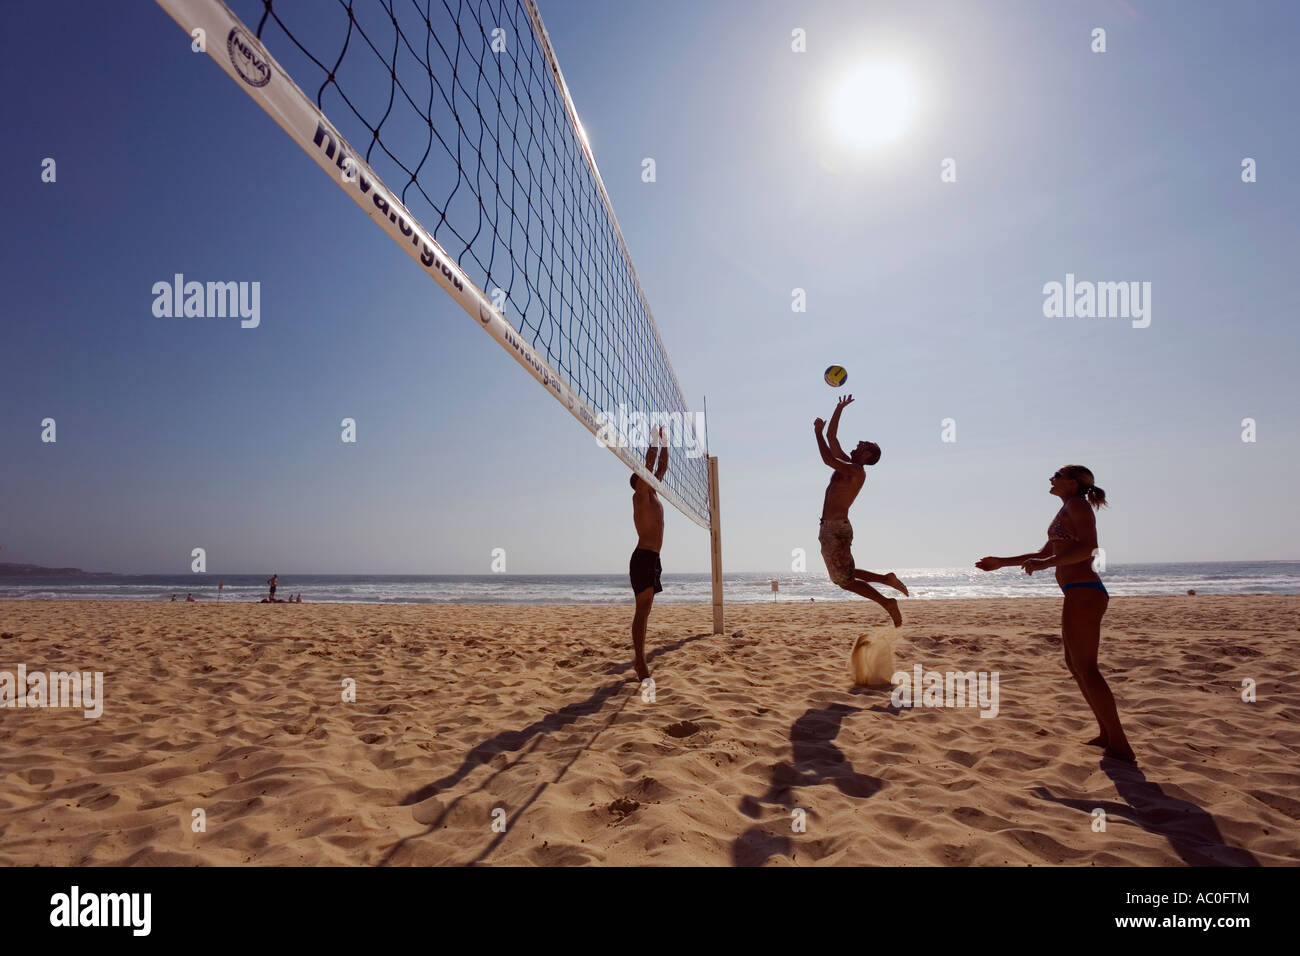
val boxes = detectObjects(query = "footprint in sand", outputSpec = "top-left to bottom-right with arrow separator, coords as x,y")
607,797 -> 640,821
664,720 -> 701,738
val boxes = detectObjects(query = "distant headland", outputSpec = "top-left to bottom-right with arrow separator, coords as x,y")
0,563 -> 114,577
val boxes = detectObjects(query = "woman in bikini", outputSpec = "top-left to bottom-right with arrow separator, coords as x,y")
975,465 -> 1135,762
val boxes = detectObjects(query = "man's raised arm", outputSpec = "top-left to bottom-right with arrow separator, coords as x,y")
643,438 -> 659,481
654,427 -> 669,480
814,417 -> 853,474
826,394 -> 853,459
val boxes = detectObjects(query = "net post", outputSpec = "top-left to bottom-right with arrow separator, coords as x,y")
708,455 -> 723,635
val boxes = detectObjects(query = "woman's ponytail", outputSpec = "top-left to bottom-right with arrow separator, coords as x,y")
1084,484 -> 1107,510
1061,465 -> 1108,510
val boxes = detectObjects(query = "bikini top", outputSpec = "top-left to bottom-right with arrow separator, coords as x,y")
1047,509 -> 1075,542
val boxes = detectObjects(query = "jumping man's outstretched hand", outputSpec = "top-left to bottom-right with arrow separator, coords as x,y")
836,394 -> 854,411
975,557 -> 1001,571
814,417 -> 826,433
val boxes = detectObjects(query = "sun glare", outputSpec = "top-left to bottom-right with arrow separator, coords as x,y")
829,62 -> 916,147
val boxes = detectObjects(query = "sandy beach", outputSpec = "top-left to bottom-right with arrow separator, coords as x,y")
0,596 -> 1296,866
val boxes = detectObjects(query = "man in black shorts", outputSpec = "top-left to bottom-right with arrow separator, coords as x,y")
629,428 -> 669,680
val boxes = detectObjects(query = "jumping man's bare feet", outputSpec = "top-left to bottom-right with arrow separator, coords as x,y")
1085,734 -> 1108,748
883,572 -> 909,597
883,598 -> 902,628
634,658 -> 650,681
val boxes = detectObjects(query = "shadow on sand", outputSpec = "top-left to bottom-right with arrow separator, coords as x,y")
1034,758 -> 1260,866
731,692 -> 892,866
379,630 -> 713,865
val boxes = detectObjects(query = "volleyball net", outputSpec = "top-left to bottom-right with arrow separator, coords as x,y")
154,0 -> 712,530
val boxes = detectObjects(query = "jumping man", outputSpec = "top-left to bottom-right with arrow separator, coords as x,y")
814,395 -> 909,626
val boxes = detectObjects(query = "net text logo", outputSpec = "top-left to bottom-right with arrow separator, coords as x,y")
312,123 -> 464,292
227,27 -> 271,87
501,326 -> 564,402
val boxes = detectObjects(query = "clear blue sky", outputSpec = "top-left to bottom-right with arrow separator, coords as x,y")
1,0 -> 1297,574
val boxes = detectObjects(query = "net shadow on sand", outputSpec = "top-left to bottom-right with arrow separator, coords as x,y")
379,630 -> 714,865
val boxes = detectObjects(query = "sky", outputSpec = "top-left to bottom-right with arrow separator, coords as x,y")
1,0 -> 1297,575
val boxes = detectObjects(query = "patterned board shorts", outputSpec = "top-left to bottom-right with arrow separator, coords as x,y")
819,518 -> 855,587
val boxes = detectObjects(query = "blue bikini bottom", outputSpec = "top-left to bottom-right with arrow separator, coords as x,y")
1061,581 -> 1108,595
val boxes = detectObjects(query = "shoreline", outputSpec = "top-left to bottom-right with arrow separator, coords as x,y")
1,592 -> 1294,608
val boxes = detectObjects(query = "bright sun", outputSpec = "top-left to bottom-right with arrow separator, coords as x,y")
829,62 -> 916,147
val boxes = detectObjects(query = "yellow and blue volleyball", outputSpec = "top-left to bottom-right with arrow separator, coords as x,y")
824,365 -> 848,387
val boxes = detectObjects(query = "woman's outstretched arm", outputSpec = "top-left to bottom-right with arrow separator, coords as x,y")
976,543 -> 1051,571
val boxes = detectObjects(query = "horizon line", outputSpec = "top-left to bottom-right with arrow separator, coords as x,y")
8,557 -> 1300,578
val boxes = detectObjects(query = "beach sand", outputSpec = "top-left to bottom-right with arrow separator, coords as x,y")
0,596 -> 1296,866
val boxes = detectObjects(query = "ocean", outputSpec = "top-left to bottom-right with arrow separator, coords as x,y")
1,562 -> 1297,604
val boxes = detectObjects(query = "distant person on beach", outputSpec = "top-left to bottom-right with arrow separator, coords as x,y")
185,593 -> 195,602
814,396 -> 909,626
170,594 -> 177,602
975,465 -> 1135,763
268,574 -> 278,600
629,427 -> 669,681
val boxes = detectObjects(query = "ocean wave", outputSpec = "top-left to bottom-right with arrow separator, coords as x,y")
2,563 -> 1296,603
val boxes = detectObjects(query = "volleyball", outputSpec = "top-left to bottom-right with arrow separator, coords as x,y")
824,365 -> 848,387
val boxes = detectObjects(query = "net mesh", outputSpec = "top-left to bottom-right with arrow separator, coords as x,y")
242,0 -> 709,523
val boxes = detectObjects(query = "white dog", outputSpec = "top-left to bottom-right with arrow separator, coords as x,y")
850,632 -> 896,687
